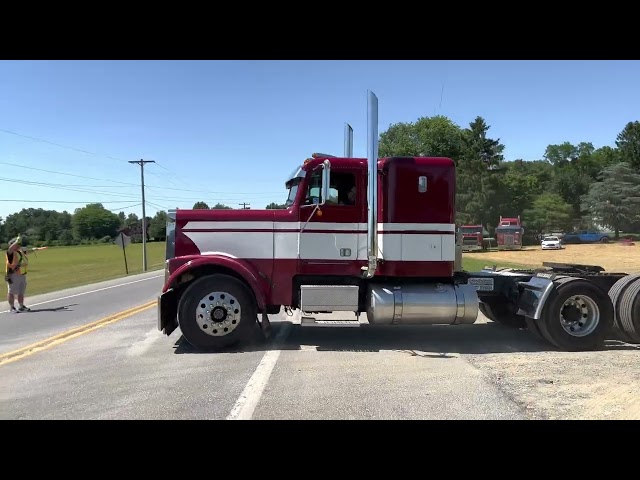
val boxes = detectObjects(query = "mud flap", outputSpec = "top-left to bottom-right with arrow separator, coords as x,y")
517,275 -> 555,320
158,288 -> 178,336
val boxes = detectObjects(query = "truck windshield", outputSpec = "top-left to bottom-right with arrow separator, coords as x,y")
285,178 -> 301,206
285,165 -> 306,206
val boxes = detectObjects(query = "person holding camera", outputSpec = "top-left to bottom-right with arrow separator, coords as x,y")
5,236 -> 30,313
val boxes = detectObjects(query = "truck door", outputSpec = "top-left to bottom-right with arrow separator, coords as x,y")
298,168 -> 364,274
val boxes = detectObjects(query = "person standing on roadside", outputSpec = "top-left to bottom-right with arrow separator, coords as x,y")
5,236 -> 30,313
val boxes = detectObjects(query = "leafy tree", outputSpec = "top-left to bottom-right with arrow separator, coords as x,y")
581,162 -> 640,239
523,193 -> 573,235
615,121 -> 640,169
72,203 -> 121,240
149,211 -> 168,240
211,203 -> 231,209
193,201 -> 210,209
379,115 -> 464,160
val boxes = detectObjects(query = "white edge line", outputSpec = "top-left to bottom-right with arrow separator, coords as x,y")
1,274 -> 163,314
226,324 -> 291,420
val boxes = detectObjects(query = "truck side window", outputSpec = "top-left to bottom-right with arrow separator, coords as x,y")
327,172 -> 357,206
305,171 -> 357,206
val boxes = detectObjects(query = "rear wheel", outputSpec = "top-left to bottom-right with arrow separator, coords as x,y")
608,274 -> 640,343
480,298 -> 527,329
615,276 -> 640,343
178,274 -> 258,350
524,316 -> 546,342
537,279 -> 613,351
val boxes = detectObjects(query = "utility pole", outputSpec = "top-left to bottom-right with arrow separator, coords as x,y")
129,159 -> 155,272
239,202 -> 250,210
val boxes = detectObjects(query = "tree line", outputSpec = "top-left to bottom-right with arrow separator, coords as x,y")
0,203 -> 170,250
0,201 -> 287,249
377,116 -> 640,242
3,113 -> 640,249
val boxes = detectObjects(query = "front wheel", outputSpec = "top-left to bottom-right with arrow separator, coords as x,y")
537,279 -> 614,351
177,274 -> 258,350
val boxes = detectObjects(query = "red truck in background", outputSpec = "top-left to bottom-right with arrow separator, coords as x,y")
458,225 -> 489,252
157,91 -> 640,352
496,215 -> 524,250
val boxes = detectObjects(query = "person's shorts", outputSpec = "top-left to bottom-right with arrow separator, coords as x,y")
6,273 -> 27,295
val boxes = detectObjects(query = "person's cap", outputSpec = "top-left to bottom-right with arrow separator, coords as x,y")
8,236 -> 20,248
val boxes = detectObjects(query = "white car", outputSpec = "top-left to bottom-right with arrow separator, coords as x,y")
541,236 -> 562,250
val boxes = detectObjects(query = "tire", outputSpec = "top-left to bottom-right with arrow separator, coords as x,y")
481,298 -> 527,329
524,316 -> 546,342
537,278 -> 614,351
600,236 -> 609,243
615,276 -> 640,343
608,274 -> 640,343
177,274 -> 258,350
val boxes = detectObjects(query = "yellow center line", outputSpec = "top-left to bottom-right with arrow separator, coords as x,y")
0,300 -> 156,367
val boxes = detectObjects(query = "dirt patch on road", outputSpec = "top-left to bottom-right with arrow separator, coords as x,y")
467,348 -> 640,420
465,243 -> 640,273
465,318 -> 640,420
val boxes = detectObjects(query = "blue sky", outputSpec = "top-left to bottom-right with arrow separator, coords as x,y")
1,59 -> 639,219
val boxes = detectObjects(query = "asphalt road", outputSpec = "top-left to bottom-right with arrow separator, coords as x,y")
0,270 -> 164,355
0,272 -> 547,419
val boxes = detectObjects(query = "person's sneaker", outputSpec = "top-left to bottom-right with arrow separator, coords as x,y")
10,307 -> 19,314
18,305 -> 30,312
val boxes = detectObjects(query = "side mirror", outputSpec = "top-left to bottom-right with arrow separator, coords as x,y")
320,159 -> 331,205
301,160 -> 331,208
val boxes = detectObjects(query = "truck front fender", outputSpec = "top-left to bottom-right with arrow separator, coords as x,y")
165,255 -> 270,310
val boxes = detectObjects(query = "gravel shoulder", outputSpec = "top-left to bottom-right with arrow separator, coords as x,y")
465,316 -> 640,420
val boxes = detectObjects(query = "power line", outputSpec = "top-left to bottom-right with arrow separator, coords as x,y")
0,199 -> 141,204
129,159 -> 155,272
0,128 -> 281,195
0,176 -> 140,199
146,200 -> 169,211
0,175 -> 281,204
0,177 -> 282,208
239,202 -> 251,209
108,203 -> 141,212
0,128 -> 130,163
0,161 -> 282,195
145,162 -> 188,189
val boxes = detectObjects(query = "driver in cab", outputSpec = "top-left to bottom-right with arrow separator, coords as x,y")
326,185 -> 356,206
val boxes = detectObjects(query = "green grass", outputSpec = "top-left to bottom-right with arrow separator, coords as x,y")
462,257 -> 530,272
16,242 -> 529,297
19,242 -> 166,297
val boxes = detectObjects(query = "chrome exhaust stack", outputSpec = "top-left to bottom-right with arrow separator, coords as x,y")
363,90 -> 379,278
344,123 -> 353,157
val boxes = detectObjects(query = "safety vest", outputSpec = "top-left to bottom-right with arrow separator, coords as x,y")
5,250 -> 27,275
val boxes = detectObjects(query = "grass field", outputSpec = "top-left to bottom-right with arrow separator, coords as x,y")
12,241 -> 530,298
17,242 -> 166,297
465,243 -> 640,273
461,257 -> 529,272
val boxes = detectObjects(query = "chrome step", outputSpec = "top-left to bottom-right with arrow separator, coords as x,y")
300,316 -> 361,327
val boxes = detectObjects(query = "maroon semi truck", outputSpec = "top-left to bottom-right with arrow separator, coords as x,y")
157,91 -> 640,352
459,225 -> 489,252
496,215 -> 524,250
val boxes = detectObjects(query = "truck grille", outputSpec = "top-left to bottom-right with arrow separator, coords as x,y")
504,235 -> 514,245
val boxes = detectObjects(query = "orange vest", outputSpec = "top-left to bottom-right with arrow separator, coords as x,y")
5,250 -> 27,275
